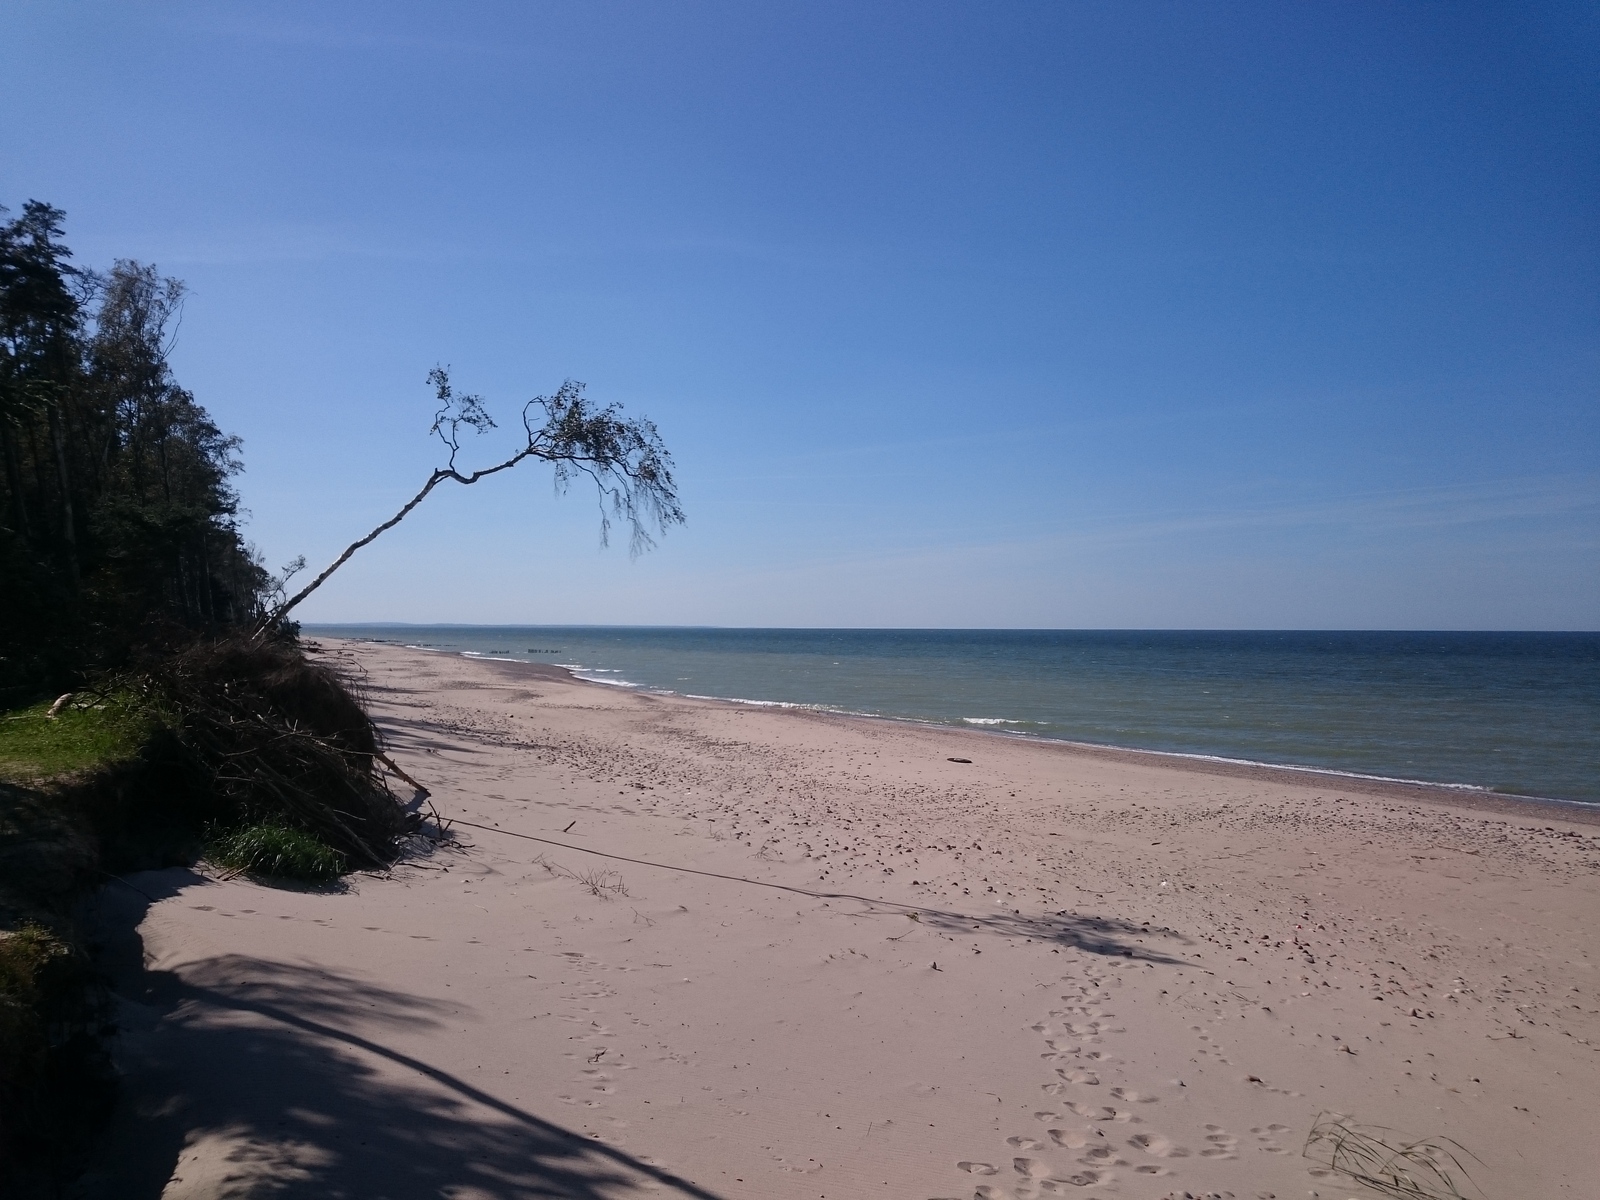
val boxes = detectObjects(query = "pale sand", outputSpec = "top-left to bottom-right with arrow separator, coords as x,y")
87,638 -> 1600,1199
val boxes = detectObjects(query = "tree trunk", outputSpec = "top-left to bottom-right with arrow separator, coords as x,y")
0,421 -> 31,544
46,401 -> 78,588
199,534 -> 216,624
25,420 -> 50,502
176,548 -> 192,622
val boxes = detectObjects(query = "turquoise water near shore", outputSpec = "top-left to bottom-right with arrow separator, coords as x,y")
307,627 -> 1600,804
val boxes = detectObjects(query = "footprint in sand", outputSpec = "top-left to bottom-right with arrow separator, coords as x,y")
1047,1127 -> 1092,1149
1039,1169 -> 1101,1191
1108,1086 -> 1157,1103
957,1161 -> 999,1175
1199,1124 -> 1239,1159
1250,1123 -> 1292,1154
1006,1136 -> 1046,1150
1127,1131 -> 1190,1158
1063,1101 -> 1114,1120
1066,1100 -> 1136,1122
774,1157 -> 822,1174
1075,1145 -> 1129,1168
556,1093 -> 604,1110
1057,1069 -> 1101,1085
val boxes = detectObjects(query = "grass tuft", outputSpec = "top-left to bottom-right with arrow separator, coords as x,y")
574,866 -> 629,899
207,822 -> 345,883
1304,1112 -> 1482,1199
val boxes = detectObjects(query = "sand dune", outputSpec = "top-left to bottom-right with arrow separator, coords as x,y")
85,638 -> 1600,1199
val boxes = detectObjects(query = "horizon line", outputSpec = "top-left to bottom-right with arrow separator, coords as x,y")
301,622 -> 1599,634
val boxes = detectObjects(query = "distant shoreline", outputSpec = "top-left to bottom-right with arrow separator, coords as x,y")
319,633 -> 1600,825
304,622 -> 1600,632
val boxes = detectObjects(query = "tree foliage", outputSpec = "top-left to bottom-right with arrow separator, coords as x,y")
261,366 -> 685,629
0,201 -> 267,696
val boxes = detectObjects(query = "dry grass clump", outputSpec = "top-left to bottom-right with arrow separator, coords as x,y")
530,853 -> 629,899
1304,1113 -> 1482,1199
574,866 -> 629,899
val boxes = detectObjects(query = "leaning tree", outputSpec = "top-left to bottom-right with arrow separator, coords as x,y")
254,367 -> 683,635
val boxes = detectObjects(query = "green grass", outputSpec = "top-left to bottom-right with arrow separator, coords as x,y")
206,822 -> 345,883
0,695 -> 153,784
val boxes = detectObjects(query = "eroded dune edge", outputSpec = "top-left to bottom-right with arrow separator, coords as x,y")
87,638 -> 1600,1200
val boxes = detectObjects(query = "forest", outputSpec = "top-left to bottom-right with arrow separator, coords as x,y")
1,200 -> 270,698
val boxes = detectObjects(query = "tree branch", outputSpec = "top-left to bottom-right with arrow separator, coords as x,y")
254,371 -> 681,634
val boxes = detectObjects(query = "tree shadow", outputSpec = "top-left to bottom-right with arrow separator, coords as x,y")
80,871 -> 723,1200
371,713 -> 488,758
440,819 -> 1196,966
900,904 -> 1192,963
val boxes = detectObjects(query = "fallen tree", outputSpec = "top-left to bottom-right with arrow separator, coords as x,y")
256,367 -> 684,635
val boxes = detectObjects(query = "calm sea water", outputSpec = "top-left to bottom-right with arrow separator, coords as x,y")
307,626 -> 1600,804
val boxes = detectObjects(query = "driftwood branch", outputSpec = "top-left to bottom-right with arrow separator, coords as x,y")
373,749 -> 429,797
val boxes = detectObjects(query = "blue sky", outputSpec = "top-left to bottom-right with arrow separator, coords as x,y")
4,1 -> 1596,628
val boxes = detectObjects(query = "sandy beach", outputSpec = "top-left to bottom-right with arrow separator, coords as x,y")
85,638 -> 1600,1199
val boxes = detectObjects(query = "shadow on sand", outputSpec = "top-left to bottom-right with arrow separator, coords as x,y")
899,904 -> 1191,963
80,870 -> 722,1200
443,818 -> 1194,966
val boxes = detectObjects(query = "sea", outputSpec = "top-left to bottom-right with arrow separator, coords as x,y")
305,627 -> 1600,805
